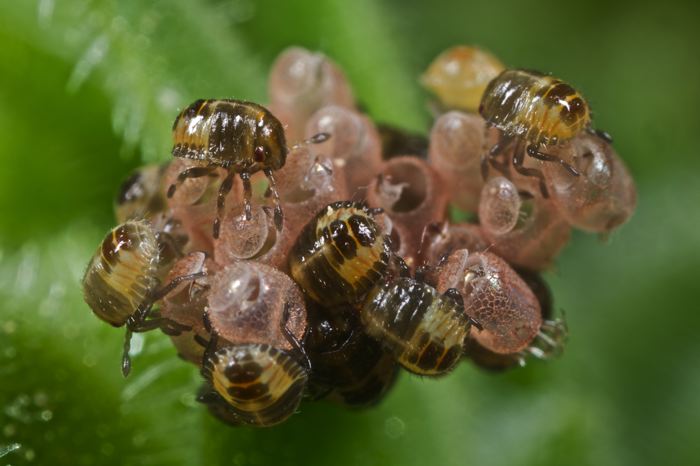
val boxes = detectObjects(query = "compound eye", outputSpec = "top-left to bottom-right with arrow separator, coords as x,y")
561,97 -> 586,125
254,146 -> 266,162
568,99 -> 581,111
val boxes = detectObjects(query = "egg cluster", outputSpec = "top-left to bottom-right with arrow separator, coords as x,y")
82,45 -> 637,427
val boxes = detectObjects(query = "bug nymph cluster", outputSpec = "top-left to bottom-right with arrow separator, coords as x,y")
82,44 -> 636,427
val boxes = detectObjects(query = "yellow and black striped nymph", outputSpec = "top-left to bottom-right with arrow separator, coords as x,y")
361,278 -> 471,376
169,99 -> 290,238
203,344 -> 308,427
82,220 -> 160,327
172,99 -> 287,172
289,201 -> 391,307
479,69 -> 591,146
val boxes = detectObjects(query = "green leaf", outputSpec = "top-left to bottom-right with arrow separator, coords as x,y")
1,1 -> 699,465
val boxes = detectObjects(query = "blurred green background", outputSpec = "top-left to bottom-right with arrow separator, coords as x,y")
1,0 -> 699,465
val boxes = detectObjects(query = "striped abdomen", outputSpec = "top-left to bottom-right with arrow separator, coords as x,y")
204,344 -> 308,427
361,278 -> 469,376
479,69 -> 590,145
171,99 -> 287,171
82,220 -> 160,327
289,201 -> 391,306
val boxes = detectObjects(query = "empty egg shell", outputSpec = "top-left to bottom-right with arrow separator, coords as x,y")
418,222 -> 490,267
428,112 -> 495,211
367,156 -> 449,268
436,249 -> 542,354
214,204 -> 277,262
206,261 -> 307,353
268,47 -> 355,142
544,132 -> 637,233
463,269 -> 557,371
305,105 -> 382,195
163,159 -> 243,255
479,176 -> 522,235
482,186 -> 572,271
159,251 -> 213,365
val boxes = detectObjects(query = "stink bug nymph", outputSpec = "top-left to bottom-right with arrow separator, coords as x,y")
168,99 -> 328,239
200,343 -> 309,427
196,261 -> 310,426
361,277 -> 478,376
82,220 -> 205,376
479,69 -> 610,197
289,201 -> 392,307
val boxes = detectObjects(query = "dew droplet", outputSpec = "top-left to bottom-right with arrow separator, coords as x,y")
384,416 -> 406,439
82,353 -> 97,367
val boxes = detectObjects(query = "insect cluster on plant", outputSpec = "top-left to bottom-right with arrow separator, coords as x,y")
82,45 -> 637,427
